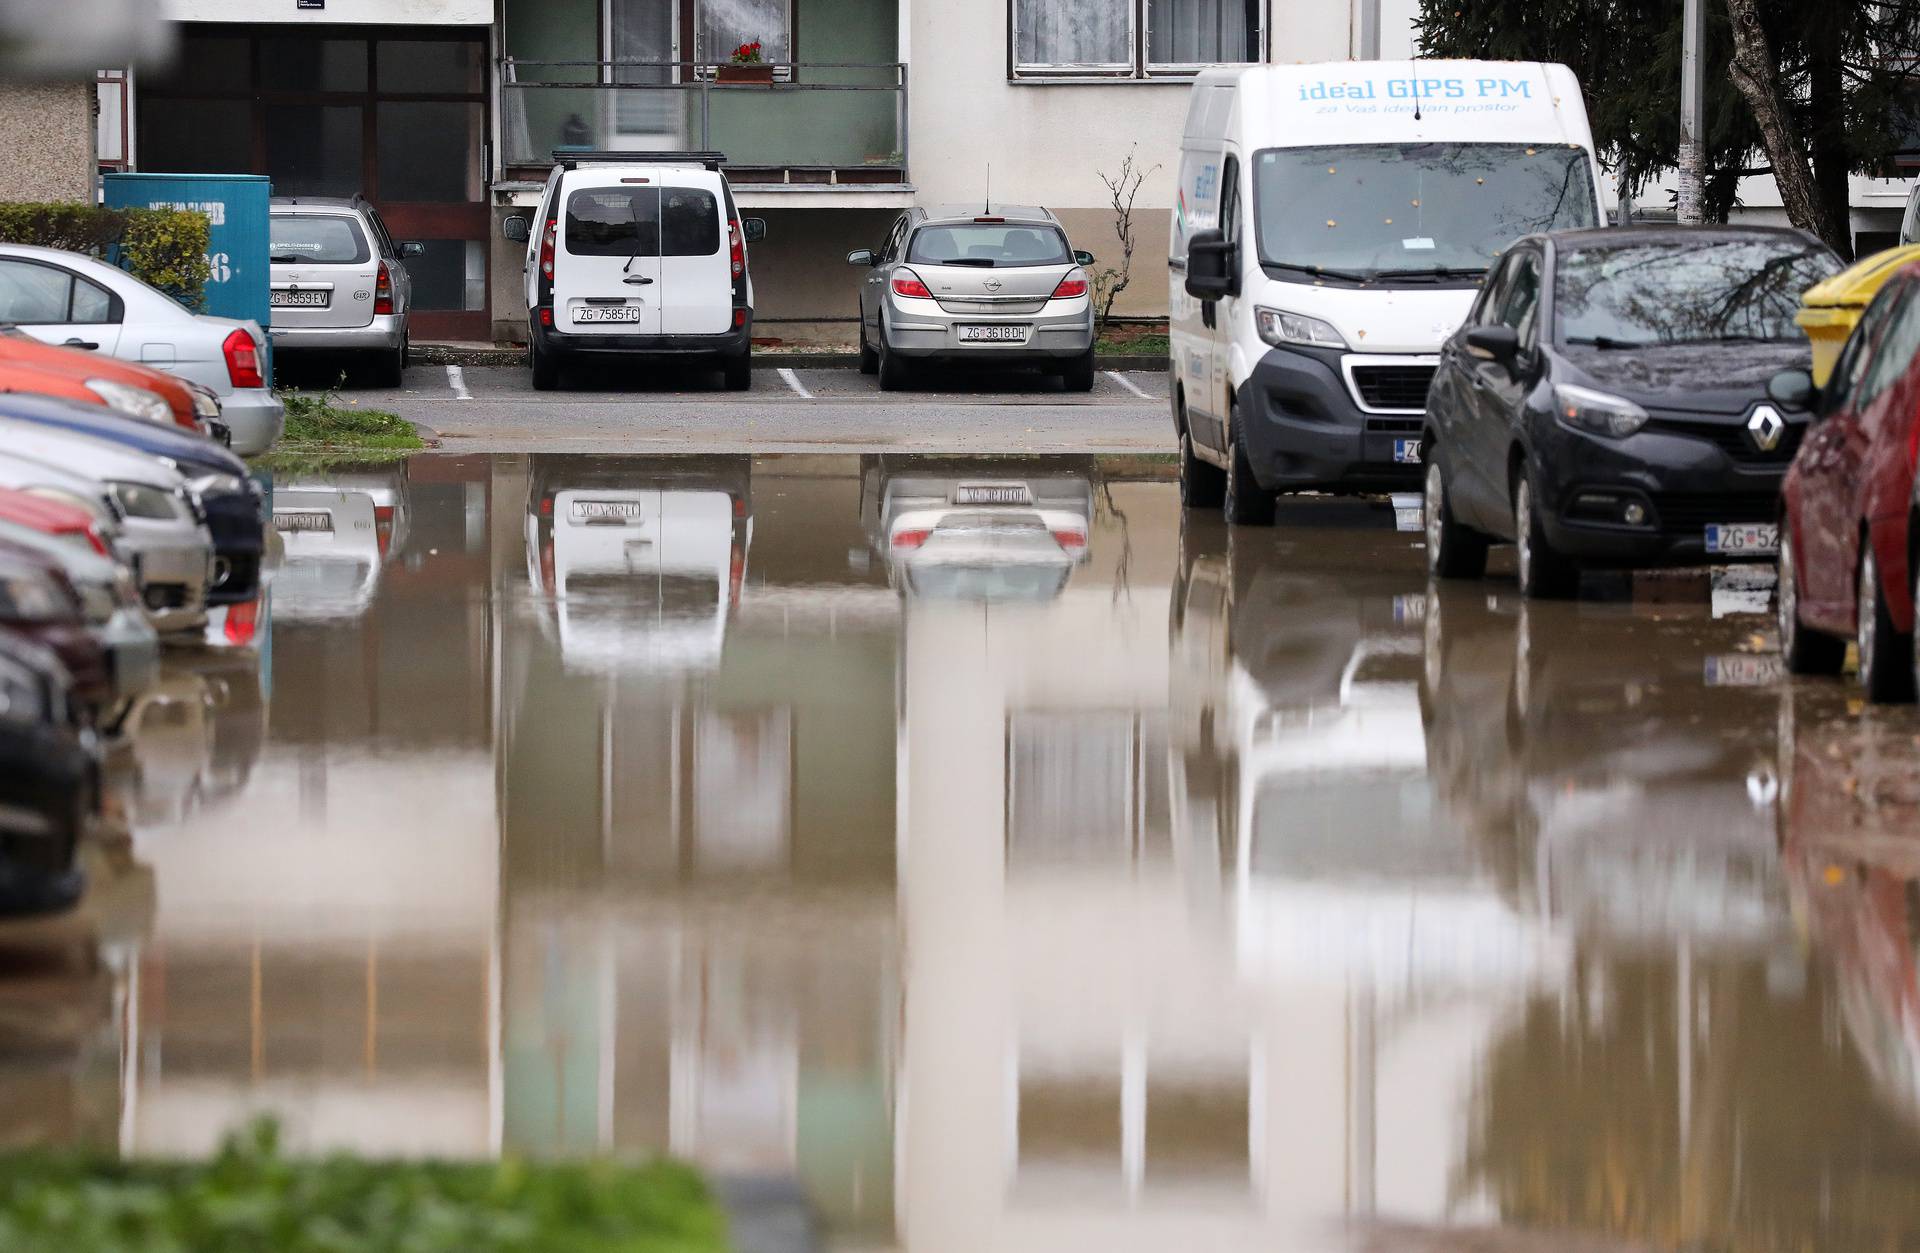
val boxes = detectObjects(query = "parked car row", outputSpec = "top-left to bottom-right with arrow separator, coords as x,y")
0,326 -> 270,931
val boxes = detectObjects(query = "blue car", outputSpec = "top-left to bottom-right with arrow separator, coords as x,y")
0,392 -> 265,605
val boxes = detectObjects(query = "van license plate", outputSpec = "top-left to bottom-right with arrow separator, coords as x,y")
1705,523 -> 1777,555
955,484 -> 1033,506
271,290 -> 329,307
575,306 -> 642,323
573,500 -> 645,522
1704,653 -> 1785,686
274,511 -> 333,532
958,325 -> 1028,343
1393,438 -> 1422,464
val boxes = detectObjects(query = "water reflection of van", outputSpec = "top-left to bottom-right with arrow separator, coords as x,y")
524,456 -> 750,671
269,467 -> 409,622
859,454 -> 1093,601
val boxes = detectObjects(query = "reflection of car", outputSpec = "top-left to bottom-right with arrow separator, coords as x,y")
847,204 -> 1096,392
0,630 -> 88,919
269,196 -> 421,387
0,545 -> 111,717
0,505 -> 156,714
525,456 -> 751,670
268,466 -> 409,622
0,242 -> 283,455
123,670 -> 215,828
1423,226 -> 1838,597
859,456 -> 1093,602
1775,260 -> 1920,702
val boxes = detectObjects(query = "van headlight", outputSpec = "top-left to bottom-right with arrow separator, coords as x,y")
86,379 -> 174,426
1255,307 -> 1350,350
107,481 -> 185,520
1553,383 -> 1648,438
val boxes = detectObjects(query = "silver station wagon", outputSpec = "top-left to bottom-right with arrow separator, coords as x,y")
847,204 -> 1097,393
268,196 -> 422,387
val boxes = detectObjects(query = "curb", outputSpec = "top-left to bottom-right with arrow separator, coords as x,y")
411,344 -> 1170,372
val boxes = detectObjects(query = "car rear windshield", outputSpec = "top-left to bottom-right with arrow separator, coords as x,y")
906,223 -> 1071,268
1253,142 -> 1598,282
566,187 -> 722,258
270,215 -> 370,265
1555,238 -> 1840,347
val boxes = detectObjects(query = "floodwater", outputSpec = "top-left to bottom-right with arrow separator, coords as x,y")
12,451 -> 1920,1252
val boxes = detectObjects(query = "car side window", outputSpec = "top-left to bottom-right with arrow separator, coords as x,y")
883,216 -> 908,263
0,260 -> 84,324
70,276 -> 116,324
1472,256 -> 1516,328
365,209 -> 397,258
1499,252 -> 1543,344
1823,282 -> 1901,418
1855,285 -> 1920,416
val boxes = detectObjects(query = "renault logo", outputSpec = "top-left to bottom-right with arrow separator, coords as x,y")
1748,404 -> 1786,453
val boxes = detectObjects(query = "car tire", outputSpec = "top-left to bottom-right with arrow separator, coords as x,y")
878,326 -> 912,392
1778,523 -> 1844,676
1512,470 -> 1577,599
722,353 -> 752,392
1856,542 -> 1914,703
400,332 -> 411,370
1424,457 -> 1488,580
1222,400 -> 1276,527
1060,347 -> 1096,393
1178,399 -> 1226,510
530,338 -> 559,392
370,342 -> 404,389
858,327 -> 879,376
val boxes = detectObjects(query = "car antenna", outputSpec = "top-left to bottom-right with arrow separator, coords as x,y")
985,163 -> 992,214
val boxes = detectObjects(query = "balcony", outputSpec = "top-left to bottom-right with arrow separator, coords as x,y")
499,61 -> 908,187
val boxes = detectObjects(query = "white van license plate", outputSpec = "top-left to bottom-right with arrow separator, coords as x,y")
271,290 -> 329,308
958,325 -> 1028,343
575,306 -> 642,323
1705,523 -> 1777,555
573,500 -> 646,522
955,484 -> 1033,506
1393,438 -> 1422,464
1704,653 -> 1785,686
274,511 -> 333,532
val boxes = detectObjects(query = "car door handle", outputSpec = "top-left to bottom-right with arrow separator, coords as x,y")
63,338 -> 98,350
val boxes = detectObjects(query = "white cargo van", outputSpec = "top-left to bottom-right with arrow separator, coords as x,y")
505,152 -> 765,392
1170,61 -> 1605,522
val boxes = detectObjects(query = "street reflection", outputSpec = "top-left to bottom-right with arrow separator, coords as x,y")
5,452 -> 1918,1249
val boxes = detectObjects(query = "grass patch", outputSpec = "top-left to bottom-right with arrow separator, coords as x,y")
1097,331 -> 1169,357
278,388 -> 425,452
0,1121 -> 728,1253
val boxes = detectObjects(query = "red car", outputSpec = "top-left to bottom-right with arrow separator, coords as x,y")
0,486 -> 114,559
1777,263 -> 1920,702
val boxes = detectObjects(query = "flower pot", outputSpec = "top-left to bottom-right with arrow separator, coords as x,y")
716,64 -> 775,84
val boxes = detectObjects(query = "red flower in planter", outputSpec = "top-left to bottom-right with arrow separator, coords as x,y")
730,40 -> 765,64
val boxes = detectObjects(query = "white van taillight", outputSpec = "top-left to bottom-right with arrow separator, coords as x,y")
1051,275 -> 1089,299
222,329 -> 263,389
540,218 -> 558,279
729,219 -> 746,279
374,261 -> 395,315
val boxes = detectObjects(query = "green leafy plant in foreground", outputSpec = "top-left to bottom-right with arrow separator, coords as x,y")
278,382 -> 425,451
0,1120 -> 727,1253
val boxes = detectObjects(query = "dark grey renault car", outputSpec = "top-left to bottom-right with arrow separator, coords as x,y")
1420,225 -> 1839,598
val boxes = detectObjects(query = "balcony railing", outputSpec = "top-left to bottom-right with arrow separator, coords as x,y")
499,60 -> 908,182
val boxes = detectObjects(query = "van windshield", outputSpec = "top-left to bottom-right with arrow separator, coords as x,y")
1253,142 -> 1597,283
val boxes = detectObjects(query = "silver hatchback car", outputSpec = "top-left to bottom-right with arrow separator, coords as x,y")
268,196 -> 422,387
848,204 -> 1097,392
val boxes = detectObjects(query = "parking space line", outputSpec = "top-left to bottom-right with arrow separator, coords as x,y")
1106,370 -> 1152,400
446,364 -> 472,400
777,367 -> 813,399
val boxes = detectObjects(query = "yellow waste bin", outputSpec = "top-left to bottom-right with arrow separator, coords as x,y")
1797,244 -> 1920,386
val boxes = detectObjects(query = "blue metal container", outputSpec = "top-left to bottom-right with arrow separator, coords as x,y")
102,172 -> 273,334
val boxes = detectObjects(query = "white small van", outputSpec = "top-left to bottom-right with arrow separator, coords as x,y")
506,152 -> 765,391
1170,61 -> 1606,522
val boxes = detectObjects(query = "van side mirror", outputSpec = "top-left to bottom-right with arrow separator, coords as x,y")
1465,325 -> 1521,368
742,217 -> 767,244
846,249 -> 876,267
501,216 -> 530,244
400,240 -> 426,258
1184,230 -> 1236,301
1074,250 -> 1096,267
1768,367 -> 1816,413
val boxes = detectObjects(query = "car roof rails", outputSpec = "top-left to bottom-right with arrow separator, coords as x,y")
552,150 -> 728,172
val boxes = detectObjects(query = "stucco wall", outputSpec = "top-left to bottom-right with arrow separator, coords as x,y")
0,82 -> 96,204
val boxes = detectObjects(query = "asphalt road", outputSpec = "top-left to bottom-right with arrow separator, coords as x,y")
338,362 -> 1175,454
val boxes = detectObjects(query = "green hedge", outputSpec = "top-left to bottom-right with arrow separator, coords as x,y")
0,203 -> 211,310
0,1122 -> 728,1253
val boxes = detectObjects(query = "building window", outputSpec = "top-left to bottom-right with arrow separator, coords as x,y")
1011,0 -> 1262,79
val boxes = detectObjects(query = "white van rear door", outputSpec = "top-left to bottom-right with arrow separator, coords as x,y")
559,181 -> 665,336
657,172 -> 733,336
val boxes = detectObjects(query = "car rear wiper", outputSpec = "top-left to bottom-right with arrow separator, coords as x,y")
1264,261 -> 1373,283
1563,335 -> 1647,350
928,257 -> 996,267
269,254 -> 306,264
1374,265 -> 1489,281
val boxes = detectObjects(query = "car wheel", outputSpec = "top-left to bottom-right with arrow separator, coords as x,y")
1425,457 -> 1488,580
1856,542 -> 1914,703
1512,471 -> 1577,599
1178,394 -> 1225,509
858,325 -> 878,375
1060,347 -> 1096,393
400,331 -> 411,370
530,338 -> 559,392
370,342 -> 404,389
1222,400 -> 1276,527
1778,524 -> 1844,676
722,352 -> 752,392
877,325 -> 912,392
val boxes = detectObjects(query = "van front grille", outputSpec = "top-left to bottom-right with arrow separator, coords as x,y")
1349,364 -> 1436,411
